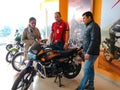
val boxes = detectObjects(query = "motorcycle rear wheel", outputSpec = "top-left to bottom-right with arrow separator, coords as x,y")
63,61 -> 81,79
12,67 -> 36,90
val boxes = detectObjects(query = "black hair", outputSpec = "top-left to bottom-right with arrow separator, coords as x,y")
82,11 -> 93,20
29,17 -> 36,22
55,12 -> 61,17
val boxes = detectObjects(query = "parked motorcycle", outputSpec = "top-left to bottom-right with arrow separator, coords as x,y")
12,40 -> 84,90
102,19 -> 120,62
5,30 -> 21,51
6,42 -> 23,63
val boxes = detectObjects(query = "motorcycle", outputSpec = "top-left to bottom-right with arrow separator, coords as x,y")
6,30 -> 21,51
102,19 -> 120,62
12,40 -> 84,90
6,42 -> 23,63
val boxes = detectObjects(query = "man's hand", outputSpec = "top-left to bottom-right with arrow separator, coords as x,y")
85,53 -> 90,60
36,39 -> 41,44
64,43 -> 69,49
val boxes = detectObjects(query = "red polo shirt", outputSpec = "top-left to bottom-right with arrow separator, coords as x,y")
51,20 -> 69,44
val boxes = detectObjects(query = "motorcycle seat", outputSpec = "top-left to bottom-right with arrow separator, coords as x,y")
54,48 -> 78,57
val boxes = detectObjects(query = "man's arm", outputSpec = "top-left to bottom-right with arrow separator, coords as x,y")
64,31 -> 69,44
64,22 -> 70,44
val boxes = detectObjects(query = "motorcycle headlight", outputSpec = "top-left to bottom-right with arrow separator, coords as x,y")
28,52 -> 36,60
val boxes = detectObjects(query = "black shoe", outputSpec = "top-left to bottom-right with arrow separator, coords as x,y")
85,85 -> 94,90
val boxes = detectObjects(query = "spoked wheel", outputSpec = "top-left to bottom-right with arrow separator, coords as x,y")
12,52 -> 28,72
6,50 -> 18,63
12,67 -> 36,90
103,48 -> 113,63
63,60 -> 81,79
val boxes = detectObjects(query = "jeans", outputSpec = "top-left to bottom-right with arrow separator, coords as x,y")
77,55 -> 98,90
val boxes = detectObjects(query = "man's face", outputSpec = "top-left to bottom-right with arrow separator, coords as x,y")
82,15 -> 91,24
55,13 -> 61,22
29,20 -> 36,29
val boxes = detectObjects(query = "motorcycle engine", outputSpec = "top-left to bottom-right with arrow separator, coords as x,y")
44,61 -> 60,77
73,55 -> 83,63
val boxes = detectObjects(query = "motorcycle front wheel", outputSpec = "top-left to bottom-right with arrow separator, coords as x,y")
11,52 -> 28,72
12,67 -> 36,90
63,61 -> 81,79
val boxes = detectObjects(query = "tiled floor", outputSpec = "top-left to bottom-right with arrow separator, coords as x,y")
0,45 -> 120,90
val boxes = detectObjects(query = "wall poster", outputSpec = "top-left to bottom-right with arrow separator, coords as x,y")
98,0 -> 120,82
68,0 -> 93,47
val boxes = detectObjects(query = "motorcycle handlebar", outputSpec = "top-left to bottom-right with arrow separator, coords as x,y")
34,39 -> 48,45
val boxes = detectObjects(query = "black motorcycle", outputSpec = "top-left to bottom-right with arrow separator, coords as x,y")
102,19 -> 120,62
12,40 -> 84,90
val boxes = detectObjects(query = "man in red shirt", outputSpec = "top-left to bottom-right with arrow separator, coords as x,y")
50,12 -> 70,50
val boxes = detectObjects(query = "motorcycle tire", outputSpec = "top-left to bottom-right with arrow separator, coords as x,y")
12,67 -> 36,90
11,52 -> 27,72
63,61 -> 81,79
6,44 -> 13,51
6,50 -> 18,63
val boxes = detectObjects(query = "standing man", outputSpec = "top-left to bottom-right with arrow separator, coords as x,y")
22,17 -> 41,60
76,11 -> 101,90
50,12 -> 69,50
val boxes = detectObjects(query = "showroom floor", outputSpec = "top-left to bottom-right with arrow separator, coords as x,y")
0,45 -> 120,90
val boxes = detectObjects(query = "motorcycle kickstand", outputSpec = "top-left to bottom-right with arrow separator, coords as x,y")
54,72 -> 64,87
